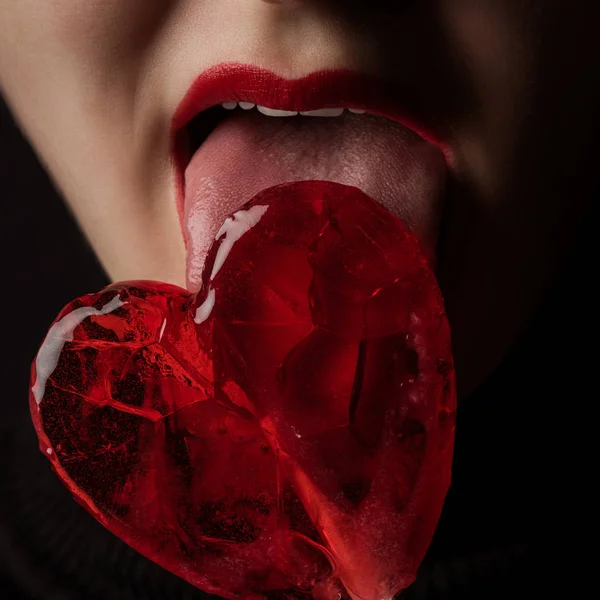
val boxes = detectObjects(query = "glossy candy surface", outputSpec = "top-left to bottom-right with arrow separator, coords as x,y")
30,181 -> 456,600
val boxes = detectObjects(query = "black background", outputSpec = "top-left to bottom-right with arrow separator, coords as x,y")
0,94 -> 594,599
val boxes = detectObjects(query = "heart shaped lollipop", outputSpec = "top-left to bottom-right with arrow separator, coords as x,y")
30,181 -> 456,600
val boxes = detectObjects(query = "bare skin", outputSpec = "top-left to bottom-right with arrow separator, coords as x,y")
1,0 -> 598,399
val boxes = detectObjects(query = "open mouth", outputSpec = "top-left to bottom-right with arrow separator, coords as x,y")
171,63 -> 449,293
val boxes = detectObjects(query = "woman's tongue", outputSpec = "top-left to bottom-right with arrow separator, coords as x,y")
183,109 -> 446,293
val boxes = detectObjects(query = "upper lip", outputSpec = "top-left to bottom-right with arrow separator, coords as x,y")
171,62 -> 447,147
170,62 -> 449,236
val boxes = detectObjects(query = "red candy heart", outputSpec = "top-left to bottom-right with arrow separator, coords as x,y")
30,181 -> 456,600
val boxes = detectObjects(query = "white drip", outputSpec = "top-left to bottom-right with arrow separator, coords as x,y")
194,288 -> 216,324
31,295 -> 127,405
194,204 -> 269,324
158,317 -> 167,341
211,204 -> 269,280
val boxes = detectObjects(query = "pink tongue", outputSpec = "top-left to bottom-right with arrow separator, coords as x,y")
183,109 -> 446,293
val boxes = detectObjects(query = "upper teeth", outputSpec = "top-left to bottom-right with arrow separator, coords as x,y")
221,101 -> 366,117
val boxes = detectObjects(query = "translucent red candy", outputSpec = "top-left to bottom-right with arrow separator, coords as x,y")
30,181 -> 456,600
